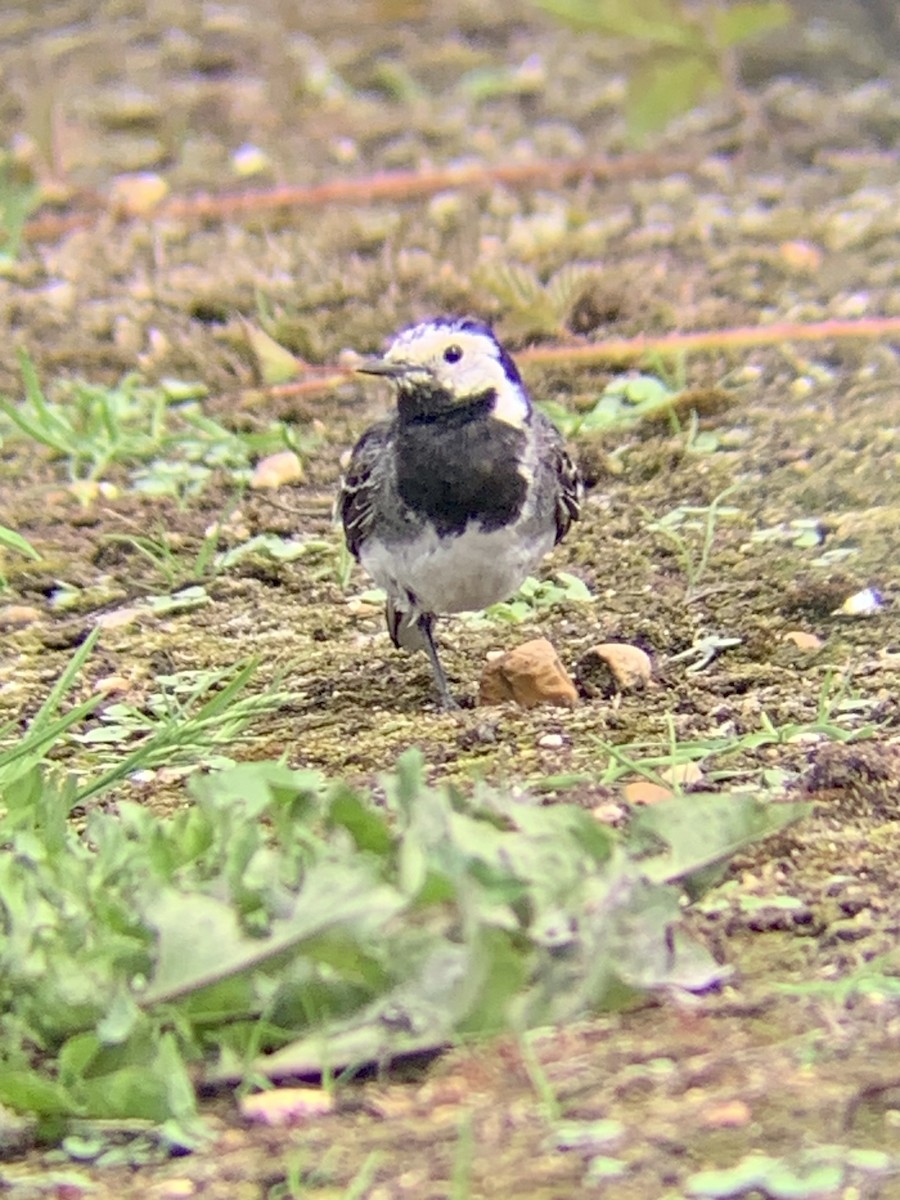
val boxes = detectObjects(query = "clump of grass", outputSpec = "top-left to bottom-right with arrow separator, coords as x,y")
0,352 -> 314,500
646,482 -> 742,600
0,524 -> 41,590
0,155 -> 40,263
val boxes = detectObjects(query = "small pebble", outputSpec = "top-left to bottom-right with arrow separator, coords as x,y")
592,801 -> 627,825
581,642 -> 652,694
148,1181 -> 196,1200
660,761 -> 703,787
537,732 -> 564,750
479,638 -> 578,709
0,604 -> 42,628
240,1086 -> 334,1126
782,630 -> 824,651
623,781 -> 673,806
93,675 -> 131,695
778,240 -> 823,274
250,450 -> 304,490
109,171 -> 169,216
69,480 -> 120,504
700,1099 -> 752,1129
95,606 -> 144,630
231,143 -> 271,177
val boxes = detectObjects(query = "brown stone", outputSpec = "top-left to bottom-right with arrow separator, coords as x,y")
623,781 -> 673,806
577,642 -> 652,696
240,1086 -> 333,1125
250,450 -> 304,489
0,604 -> 42,628
479,637 -> 578,709
660,761 -> 704,787
782,630 -> 824,652
700,1099 -> 752,1129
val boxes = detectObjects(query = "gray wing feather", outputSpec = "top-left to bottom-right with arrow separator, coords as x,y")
338,421 -> 393,559
535,412 -> 582,544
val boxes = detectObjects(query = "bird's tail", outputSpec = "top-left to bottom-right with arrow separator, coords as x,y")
385,598 -> 428,654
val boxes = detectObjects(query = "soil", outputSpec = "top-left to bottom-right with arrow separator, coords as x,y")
1,1 -> 899,1197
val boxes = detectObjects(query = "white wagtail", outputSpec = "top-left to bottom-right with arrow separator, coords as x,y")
339,316 -> 582,708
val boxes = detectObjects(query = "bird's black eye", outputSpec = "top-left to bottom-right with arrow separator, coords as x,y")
443,344 -> 463,364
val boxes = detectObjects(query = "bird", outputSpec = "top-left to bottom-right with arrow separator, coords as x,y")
338,316 -> 582,708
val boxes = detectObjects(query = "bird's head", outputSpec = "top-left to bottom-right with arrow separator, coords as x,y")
357,317 -> 531,427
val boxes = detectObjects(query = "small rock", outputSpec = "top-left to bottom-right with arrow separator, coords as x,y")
95,606 -> 144,630
149,1180 -> 196,1199
777,240 -> 823,274
251,450 -> 304,490
623,781 -> 673,806
346,597 -> 382,618
577,642 -> 652,696
0,604 -> 41,628
591,801 -> 627,825
700,1099 -> 751,1129
479,638 -> 578,709
537,732 -> 565,750
109,171 -> 169,216
93,674 -> 132,696
231,143 -> 272,177
240,1086 -> 334,1126
782,630 -> 824,651
660,761 -> 704,787
69,480 -> 120,504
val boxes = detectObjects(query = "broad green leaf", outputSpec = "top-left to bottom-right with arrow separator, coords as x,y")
626,48 -> 721,140
328,786 -> 393,855
240,943 -> 473,1081
58,1032 -> 102,1084
142,865 -> 405,1006
157,1031 -> 199,1123
0,525 -> 40,559
78,1064 -> 180,1123
0,1070 -> 80,1116
457,928 -> 531,1034
713,0 -> 791,48
242,322 -> 301,384
531,0 -> 703,47
96,984 -> 142,1045
628,793 -> 809,886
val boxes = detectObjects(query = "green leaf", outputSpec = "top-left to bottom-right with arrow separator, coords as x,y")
142,865 -> 405,1006
0,525 -> 41,559
626,47 -> 721,140
96,984 -> 142,1045
628,793 -> 809,887
456,928 -> 530,1034
531,0 -> 703,47
713,0 -> 791,48
328,786 -> 393,855
0,1070 -> 80,1116
243,322 -> 301,384
78,1064 -> 176,1123
58,1032 -> 103,1084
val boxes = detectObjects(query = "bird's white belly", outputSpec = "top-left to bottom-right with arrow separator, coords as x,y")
361,522 -> 552,615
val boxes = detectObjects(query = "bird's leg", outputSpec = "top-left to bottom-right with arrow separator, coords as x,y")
418,613 -> 458,710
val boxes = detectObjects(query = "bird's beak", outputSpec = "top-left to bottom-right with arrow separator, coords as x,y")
356,357 -> 409,378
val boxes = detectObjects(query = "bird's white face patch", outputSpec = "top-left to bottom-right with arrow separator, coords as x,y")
384,322 -> 531,429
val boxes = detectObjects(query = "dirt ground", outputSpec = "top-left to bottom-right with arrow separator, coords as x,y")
1,0 -> 900,1197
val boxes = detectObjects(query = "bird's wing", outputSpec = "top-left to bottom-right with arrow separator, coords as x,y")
338,420 -> 394,559
536,413 -> 582,544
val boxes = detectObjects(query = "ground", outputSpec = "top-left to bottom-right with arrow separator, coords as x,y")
1,0 -> 900,1197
